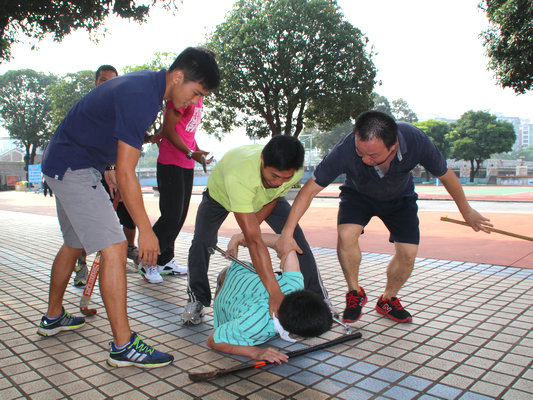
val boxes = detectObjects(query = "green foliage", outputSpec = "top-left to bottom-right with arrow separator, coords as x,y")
0,69 -> 58,172
372,93 -> 393,116
480,0 -> 533,93
447,110 -> 516,181
203,0 -> 376,139
0,1 -> 178,63
313,120 -> 353,157
391,98 -> 418,123
48,70 -> 95,131
414,120 -> 451,158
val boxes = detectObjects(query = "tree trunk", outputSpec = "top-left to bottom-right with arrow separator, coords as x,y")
469,160 -> 475,182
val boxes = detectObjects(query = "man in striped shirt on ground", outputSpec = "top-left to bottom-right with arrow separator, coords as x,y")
206,233 -> 332,364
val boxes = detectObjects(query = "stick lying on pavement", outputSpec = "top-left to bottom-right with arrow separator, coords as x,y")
189,331 -> 362,382
440,216 -> 533,242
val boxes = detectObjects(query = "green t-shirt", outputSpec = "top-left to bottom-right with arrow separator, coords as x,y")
207,144 -> 303,213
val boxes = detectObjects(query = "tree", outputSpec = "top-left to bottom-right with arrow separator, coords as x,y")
313,120 -> 353,157
48,70 -> 95,131
0,69 -> 58,174
372,93 -> 393,116
0,1 -> 178,64
391,98 -> 418,123
414,119 -> 451,158
447,110 -> 515,182
203,0 -> 376,139
480,0 -> 533,94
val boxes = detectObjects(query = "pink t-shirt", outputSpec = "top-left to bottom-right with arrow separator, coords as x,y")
157,98 -> 203,169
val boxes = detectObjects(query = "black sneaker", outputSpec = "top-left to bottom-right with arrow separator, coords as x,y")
375,295 -> 412,323
37,308 -> 86,336
342,287 -> 367,323
107,332 -> 174,368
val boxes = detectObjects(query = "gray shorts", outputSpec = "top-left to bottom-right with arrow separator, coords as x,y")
45,168 -> 126,254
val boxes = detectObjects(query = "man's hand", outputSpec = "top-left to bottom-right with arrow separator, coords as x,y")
268,291 -> 285,318
227,233 -> 246,259
251,347 -> 289,364
137,229 -> 160,267
275,234 -> 302,269
191,150 -> 213,164
462,208 -> 493,233
103,169 -> 119,200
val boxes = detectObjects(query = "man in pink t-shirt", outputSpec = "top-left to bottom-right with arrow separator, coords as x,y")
140,97 -> 213,283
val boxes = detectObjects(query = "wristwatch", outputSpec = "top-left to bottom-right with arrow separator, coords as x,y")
105,165 -> 116,171
186,149 -> 194,159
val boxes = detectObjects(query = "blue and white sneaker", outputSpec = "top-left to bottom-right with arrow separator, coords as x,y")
37,308 -> 86,336
107,332 -> 174,368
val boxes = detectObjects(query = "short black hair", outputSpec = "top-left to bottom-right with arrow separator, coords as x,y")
261,135 -> 304,171
169,47 -> 220,91
95,65 -> 118,81
354,110 -> 398,149
278,290 -> 332,338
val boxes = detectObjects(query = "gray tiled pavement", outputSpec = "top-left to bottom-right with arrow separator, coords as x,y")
0,209 -> 532,399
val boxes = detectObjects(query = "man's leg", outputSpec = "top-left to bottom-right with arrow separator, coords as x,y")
337,223 -> 368,323
183,191 -> 228,324
266,197 -> 329,300
374,242 -> 416,323
100,241 -> 131,345
47,244 -> 83,317
383,242 -> 417,300
337,223 -> 364,293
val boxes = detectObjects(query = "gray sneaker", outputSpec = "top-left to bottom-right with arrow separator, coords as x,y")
127,246 -> 139,264
181,301 -> 204,325
74,259 -> 88,287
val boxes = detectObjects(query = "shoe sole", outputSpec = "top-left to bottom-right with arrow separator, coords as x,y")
342,297 -> 368,323
107,358 -> 172,368
159,269 -> 188,276
37,322 -> 86,336
375,305 -> 412,323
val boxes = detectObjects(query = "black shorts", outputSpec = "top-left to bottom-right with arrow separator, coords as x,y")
338,187 -> 420,245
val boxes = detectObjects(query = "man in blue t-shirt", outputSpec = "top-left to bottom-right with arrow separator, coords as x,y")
38,47 -> 219,369
278,111 -> 492,324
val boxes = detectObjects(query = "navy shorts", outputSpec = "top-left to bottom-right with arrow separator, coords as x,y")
338,187 -> 420,245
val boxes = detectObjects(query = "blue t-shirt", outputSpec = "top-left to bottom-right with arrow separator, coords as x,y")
42,70 -> 166,179
213,262 -> 304,346
313,122 -> 448,200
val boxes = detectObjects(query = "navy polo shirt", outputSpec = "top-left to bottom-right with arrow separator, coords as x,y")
313,122 -> 448,201
42,69 -> 166,179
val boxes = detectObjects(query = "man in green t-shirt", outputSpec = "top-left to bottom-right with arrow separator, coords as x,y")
182,135 -> 331,325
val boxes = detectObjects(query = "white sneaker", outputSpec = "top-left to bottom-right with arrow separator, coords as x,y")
139,266 -> 163,284
181,301 -> 204,325
158,260 -> 187,275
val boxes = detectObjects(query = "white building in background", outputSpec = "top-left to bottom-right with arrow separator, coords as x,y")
520,122 -> 532,148
496,116 -> 533,150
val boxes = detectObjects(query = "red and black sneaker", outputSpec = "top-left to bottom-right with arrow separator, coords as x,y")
342,287 -> 368,323
375,295 -> 412,323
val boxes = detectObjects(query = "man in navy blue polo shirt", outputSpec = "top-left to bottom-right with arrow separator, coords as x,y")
39,47 -> 219,368
278,111 -> 492,323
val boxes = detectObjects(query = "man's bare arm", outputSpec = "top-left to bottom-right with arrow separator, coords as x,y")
116,140 -> 160,266
234,211 -> 284,315
206,332 -> 288,364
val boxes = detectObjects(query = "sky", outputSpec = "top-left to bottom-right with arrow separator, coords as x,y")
1,0 -> 531,157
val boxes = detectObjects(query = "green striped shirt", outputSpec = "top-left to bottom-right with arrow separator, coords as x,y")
213,262 -> 304,346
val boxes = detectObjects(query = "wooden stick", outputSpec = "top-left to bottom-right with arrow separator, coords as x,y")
440,216 -> 533,242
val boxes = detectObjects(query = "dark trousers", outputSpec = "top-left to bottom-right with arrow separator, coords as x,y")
153,163 -> 194,266
187,190 -> 329,306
